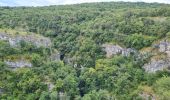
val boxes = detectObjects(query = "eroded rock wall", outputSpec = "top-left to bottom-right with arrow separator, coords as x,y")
0,32 -> 51,47
143,59 -> 170,73
142,40 -> 170,73
158,40 -> 170,56
102,44 -> 136,58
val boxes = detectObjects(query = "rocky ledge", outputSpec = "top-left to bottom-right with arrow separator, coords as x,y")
102,43 -> 170,73
143,59 -> 170,73
157,40 -> 170,57
5,60 -> 32,69
0,32 -> 51,47
102,44 -> 136,58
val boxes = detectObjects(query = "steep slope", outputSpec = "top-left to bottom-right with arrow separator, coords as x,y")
0,2 -> 170,100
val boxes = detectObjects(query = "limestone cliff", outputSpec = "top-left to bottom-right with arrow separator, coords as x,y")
0,32 -> 51,47
142,40 -> 170,73
102,43 -> 170,73
102,44 -> 136,58
5,60 -> 32,69
143,59 -> 170,73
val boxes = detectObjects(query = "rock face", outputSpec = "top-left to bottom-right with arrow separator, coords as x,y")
139,92 -> 156,100
5,60 -> 32,69
102,43 -> 170,73
0,32 -> 51,47
102,44 -> 136,58
158,40 -> 170,57
142,40 -> 170,73
143,59 -> 170,73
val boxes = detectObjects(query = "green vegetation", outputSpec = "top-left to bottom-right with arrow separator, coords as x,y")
0,2 -> 170,100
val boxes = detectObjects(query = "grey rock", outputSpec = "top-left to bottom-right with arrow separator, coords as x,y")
5,60 -> 32,69
102,44 -> 136,58
139,92 -> 156,100
0,32 -> 51,47
143,59 -> 170,73
159,42 -> 167,52
143,40 -> 170,73
157,40 -> 170,56
122,48 -> 136,56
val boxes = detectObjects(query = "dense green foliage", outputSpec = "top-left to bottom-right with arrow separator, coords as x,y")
0,2 -> 170,100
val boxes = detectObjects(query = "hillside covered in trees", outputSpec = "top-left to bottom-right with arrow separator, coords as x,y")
0,2 -> 170,100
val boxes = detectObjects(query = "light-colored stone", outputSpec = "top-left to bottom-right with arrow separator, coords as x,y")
0,32 -> 51,47
102,44 -> 136,58
102,44 -> 123,58
157,40 -> 170,57
143,59 -> 170,73
139,92 -> 156,100
159,41 -> 167,52
166,51 -> 170,57
142,40 -> 170,73
5,60 -> 32,69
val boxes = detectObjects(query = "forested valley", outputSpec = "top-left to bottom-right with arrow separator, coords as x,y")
0,2 -> 170,100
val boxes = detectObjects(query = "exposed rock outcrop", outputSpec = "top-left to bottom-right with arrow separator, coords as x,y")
102,44 -> 136,58
143,59 -> 170,73
5,60 -> 32,69
158,40 -> 170,57
0,32 -> 51,47
139,92 -> 156,100
142,40 -> 170,73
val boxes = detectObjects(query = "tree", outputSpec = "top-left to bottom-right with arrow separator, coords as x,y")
124,33 -> 155,49
154,76 -> 170,100
82,90 -> 115,100
39,91 -> 50,100
31,53 -> 44,67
